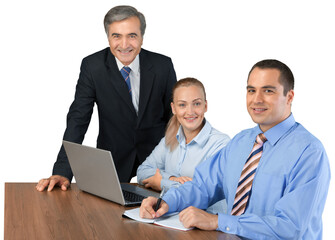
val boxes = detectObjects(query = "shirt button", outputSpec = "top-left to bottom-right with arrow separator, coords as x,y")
226,227 -> 230,231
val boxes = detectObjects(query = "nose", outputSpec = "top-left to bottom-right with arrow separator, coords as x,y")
120,37 -> 129,49
253,91 -> 264,104
186,104 -> 195,114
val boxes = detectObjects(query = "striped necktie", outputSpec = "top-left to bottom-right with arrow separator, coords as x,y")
120,66 -> 132,98
231,133 -> 267,216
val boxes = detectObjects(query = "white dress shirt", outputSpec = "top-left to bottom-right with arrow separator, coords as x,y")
115,55 -> 140,114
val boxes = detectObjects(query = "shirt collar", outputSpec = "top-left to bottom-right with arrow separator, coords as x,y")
257,113 -> 296,146
176,119 -> 211,147
115,55 -> 140,74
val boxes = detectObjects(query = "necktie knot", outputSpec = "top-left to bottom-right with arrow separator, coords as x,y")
121,66 -> 131,78
256,133 -> 267,146
120,66 -> 132,97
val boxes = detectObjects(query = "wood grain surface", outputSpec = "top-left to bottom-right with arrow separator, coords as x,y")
4,183 -> 240,240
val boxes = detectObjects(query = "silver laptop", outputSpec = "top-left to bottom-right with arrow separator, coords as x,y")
63,140 -> 160,206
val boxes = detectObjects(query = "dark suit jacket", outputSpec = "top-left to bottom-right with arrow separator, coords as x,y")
52,48 -> 177,182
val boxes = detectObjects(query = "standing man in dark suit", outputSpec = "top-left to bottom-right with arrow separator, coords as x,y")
36,5 -> 177,192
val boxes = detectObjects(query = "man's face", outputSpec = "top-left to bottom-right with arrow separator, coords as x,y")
246,67 -> 294,132
108,16 -> 143,66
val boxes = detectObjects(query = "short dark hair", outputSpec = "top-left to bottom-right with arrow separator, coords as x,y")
248,59 -> 294,96
103,5 -> 146,36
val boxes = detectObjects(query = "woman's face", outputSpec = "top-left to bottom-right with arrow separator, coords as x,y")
171,85 -> 207,138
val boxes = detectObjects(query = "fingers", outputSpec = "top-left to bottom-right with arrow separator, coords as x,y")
169,176 -> 177,181
139,197 -> 169,219
184,177 -> 192,182
170,176 -> 192,184
140,197 -> 157,219
142,177 -> 149,184
47,178 -> 58,192
142,175 -> 161,191
35,178 -> 50,192
142,178 -> 152,189
35,175 -> 70,192
179,206 -> 198,228
59,178 -> 70,191
179,206 -> 218,230
155,200 -> 169,218
177,177 -> 189,184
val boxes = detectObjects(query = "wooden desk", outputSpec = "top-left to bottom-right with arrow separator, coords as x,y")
5,183 -> 240,240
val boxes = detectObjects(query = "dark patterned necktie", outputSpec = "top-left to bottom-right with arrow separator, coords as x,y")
120,66 -> 132,98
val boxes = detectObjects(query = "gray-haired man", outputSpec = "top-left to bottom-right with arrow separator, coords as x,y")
37,5 -> 177,192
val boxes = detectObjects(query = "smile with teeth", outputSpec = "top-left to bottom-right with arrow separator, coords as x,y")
118,48 -> 132,54
185,116 -> 198,121
253,108 -> 267,113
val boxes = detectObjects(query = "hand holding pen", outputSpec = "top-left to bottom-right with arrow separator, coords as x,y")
154,187 -> 166,212
139,190 -> 169,219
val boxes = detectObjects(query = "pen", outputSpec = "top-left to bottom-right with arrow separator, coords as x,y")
154,187 -> 166,212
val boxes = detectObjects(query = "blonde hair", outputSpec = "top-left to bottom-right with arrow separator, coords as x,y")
165,78 -> 206,151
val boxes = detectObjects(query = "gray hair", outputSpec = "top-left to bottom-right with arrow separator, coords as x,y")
103,5 -> 146,37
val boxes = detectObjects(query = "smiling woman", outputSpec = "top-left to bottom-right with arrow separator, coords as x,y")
136,77 -> 230,192
168,78 -> 208,148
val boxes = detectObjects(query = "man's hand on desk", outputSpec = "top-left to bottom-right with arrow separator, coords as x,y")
179,206 -> 218,230
140,196 -> 169,218
35,175 -> 70,192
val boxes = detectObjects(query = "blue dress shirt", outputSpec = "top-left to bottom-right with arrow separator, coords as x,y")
163,114 -> 330,239
137,120 -> 230,190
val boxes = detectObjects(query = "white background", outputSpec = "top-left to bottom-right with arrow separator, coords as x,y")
1,0 -> 334,238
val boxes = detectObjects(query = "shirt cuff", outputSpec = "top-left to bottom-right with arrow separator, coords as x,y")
217,213 -> 239,234
161,179 -> 181,191
162,191 -> 178,213
160,171 -> 173,180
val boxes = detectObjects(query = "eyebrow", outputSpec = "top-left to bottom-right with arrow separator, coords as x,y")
176,98 -> 203,103
111,33 -> 138,37
247,85 -> 277,90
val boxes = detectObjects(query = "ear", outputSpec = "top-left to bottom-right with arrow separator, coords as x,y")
204,100 -> 208,113
287,90 -> 294,105
171,102 -> 176,115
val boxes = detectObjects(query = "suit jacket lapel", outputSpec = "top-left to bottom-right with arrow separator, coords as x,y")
137,50 -> 154,126
105,50 -> 136,114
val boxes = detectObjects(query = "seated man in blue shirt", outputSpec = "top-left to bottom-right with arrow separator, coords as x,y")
140,59 -> 331,239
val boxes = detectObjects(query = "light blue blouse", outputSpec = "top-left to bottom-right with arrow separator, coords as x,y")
136,120 -> 230,190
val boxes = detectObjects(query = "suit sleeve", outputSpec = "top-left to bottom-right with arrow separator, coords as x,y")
52,58 -> 96,181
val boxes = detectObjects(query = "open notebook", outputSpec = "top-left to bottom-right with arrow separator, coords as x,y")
122,207 -> 193,231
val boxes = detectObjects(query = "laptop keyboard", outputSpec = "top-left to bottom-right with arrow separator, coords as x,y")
122,189 -> 145,203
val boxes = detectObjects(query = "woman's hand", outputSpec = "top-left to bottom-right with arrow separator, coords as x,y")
169,176 -> 192,184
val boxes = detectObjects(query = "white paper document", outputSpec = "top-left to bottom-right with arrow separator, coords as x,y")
122,207 -> 193,231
